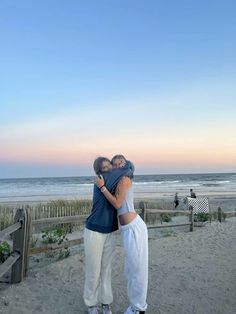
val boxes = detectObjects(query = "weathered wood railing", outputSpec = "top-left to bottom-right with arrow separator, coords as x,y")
30,205 -> 194,256
1,204 -> 234,283
217,207 -> 236,222
139,201 -> 194,232
30,214 -> 86,255
0,208 -> 31,283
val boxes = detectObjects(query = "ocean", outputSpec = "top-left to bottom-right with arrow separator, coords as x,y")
0,173 -> 236,205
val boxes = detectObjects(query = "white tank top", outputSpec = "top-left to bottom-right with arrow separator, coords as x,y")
117,185 -> 136,216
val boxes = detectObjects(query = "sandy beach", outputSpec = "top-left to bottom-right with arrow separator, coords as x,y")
0,217 -> 236,314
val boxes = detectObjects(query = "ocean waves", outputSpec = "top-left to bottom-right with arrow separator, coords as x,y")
0,173 -> 236,203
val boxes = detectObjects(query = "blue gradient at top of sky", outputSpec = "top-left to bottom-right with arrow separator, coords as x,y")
1,0 -> 236,177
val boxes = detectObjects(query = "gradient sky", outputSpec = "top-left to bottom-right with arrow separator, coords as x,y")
1,0 -> 236,178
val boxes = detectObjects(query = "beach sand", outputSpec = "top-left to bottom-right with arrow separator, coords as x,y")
0,218 -> 236,314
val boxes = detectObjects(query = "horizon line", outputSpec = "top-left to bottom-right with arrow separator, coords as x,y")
0,171 -> 235,180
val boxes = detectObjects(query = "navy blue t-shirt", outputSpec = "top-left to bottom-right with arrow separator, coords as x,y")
86,162 -> 134,233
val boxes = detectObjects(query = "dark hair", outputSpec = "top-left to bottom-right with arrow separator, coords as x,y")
93,157 -> 111,174
111,154 -> 127,164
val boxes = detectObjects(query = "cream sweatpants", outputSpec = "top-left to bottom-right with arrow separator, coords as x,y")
83,228 -> 116,307
120,215 -> 148,312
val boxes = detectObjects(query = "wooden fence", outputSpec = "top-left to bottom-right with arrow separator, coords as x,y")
0,208 -> 31,283
0,205 -> 91,231
30,207 -> 194,255
1,203 -> 235,284
30,215 -> 86,255
139,201 -> 194,231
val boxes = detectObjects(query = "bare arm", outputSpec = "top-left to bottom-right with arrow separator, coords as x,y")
95,176 -> 132,209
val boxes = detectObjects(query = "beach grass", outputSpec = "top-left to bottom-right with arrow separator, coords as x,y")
0,199 -> 231,232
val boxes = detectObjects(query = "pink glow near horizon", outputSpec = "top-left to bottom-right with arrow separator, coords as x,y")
1,140 -> 235,169
1,99 -> 236,174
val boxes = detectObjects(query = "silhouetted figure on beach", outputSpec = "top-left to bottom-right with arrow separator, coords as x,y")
190,188 -> 196,198
174,192 -> 179,208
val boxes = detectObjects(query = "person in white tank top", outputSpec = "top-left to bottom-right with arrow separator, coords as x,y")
96,155 -> 148,314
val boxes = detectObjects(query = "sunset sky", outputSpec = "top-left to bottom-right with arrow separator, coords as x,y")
1,0 -> 236,178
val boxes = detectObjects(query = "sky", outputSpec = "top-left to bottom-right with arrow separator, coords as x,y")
1,0 -> 236,178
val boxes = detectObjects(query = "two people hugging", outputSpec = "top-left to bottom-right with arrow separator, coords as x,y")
83,155 -> 148,314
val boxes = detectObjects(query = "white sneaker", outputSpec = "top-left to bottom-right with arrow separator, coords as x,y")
102,304 -> 112,314
87,306 -> 99,314
124,306 -> 145,314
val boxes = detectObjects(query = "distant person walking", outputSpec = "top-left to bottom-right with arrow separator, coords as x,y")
190,189 -> 196,198
174,192 -> 179,208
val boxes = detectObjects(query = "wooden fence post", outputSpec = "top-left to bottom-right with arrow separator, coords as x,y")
189,207 -> 194,232
139,201 -> 147,222
23,207 -> 32,278
11,208 -> 27,283
218,207 -> 222,223
209,203 -> 212,223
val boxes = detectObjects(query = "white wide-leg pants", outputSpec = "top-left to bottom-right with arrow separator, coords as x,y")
83,228 -> 115,307
120,215 -> 148,312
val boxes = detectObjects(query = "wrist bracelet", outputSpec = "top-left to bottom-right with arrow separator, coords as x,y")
99,185 -> 105,190
101,186 -> 107,193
